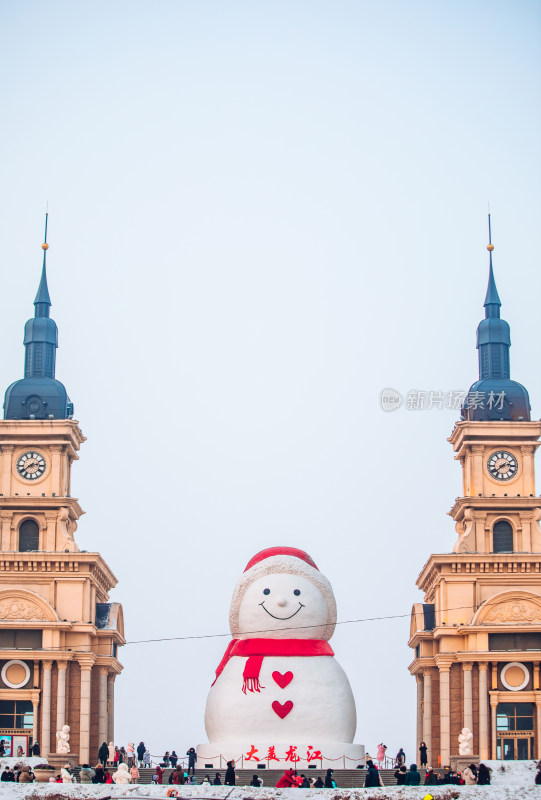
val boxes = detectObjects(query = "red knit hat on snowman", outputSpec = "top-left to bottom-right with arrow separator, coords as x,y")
229,546 -> 337,639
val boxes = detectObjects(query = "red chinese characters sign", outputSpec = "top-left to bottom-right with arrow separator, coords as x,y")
245,746 -> 323,763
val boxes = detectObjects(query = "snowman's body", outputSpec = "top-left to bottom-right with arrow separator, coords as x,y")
205,652 -> 356,742
198,548 -> 364,769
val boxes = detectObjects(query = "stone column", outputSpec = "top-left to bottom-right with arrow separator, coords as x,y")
79,660 -> 93,765
0,512 -> 12,551
536,699 -> 541,760
463,663 -> 473,733
99,668 -> 109,746
50,445 -> 63,494
521,445 -> 535,496
439,664 -> 451,766
423,669 -> 432,765
107,673 -> 116,742
490,695 -> 498,759
32,698 -> 39,746
41,661 -> 53,755
44,512 -> 58,552
56,662 -> 67,733
0,447 -> 13,496
479,664 -> 489,759
471,445 -> 484,496
416,674 -> 424,752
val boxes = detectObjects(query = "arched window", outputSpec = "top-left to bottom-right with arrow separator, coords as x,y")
493,520 -> 513,553
18,520 -> 39,552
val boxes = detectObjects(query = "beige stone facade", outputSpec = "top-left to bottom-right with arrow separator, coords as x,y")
0,419 -> 124,763
409,419 -> 541,765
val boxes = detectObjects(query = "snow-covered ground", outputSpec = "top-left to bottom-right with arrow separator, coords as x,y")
0,785 -> 541,800
0,761 -> 538,799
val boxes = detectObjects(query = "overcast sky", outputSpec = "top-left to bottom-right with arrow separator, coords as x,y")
1,0 -> 541,765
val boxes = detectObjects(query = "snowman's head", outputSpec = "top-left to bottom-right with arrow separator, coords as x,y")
229,547 -> 336,640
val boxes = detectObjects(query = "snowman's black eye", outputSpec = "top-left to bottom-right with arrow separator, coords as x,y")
294,589 -> 301,596
263,588 -> 270,595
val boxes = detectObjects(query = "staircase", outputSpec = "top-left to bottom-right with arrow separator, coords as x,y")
78,767 -> 436,788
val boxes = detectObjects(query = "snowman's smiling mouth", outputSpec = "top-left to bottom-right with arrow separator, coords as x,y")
259,602 -> 305,620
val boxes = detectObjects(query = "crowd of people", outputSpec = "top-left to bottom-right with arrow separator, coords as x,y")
6,736 -> 541,787
363,743 -> 493,788
0,765 -> 35,783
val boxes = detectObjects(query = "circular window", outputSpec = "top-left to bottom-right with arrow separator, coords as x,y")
501,662 -> 529,691
1,659 -> 30,689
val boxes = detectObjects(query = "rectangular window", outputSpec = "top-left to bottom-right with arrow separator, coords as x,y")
0,701 -> 33,731
44,347 -> 53,377
0,630 -> 42,649
489,633 -> 541,651
34,345 -> 43,373
492,349 -> 501,377
496,702 -> 534,733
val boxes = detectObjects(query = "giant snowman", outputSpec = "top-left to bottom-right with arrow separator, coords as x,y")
197,547 -> 364,769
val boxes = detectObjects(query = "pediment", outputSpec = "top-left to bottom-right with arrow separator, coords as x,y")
472,591 -> 541,625
0,590 -> 58,623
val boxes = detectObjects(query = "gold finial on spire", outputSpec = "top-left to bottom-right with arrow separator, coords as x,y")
41,209 -> 49,250
487,208 -> 494,251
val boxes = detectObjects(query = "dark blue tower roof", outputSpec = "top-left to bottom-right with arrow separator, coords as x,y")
462,219 -> 530,422
4,215 -> 73,420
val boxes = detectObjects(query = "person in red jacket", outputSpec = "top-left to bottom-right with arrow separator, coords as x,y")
155,765 -> 165,785
276,769 -> 298,788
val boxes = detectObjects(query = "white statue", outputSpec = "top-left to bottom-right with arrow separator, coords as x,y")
56,724 -> 70,754
458,727 -> 473,755
113,763 -> 131,784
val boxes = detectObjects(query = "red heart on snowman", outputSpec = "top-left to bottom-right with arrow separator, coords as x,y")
272,671 -> 293,689
272,700 -> 293,719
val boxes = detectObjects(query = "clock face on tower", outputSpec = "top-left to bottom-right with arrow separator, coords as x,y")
487,450 -> 518,481
17,451 -> 47,480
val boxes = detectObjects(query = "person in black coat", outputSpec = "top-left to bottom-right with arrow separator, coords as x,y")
186,747 -> 197,776
98,742 -> 109,768
418,741 -> 427,768
324,769 -> 335,788
394,765 -> 407,784
213,773 -> 222,785
478,763 -> 491,785
314,777 -> 324,788
137,742 -> 145,766
364,760 -> 382,788
31,741 -> 40,757
224,760 -> 235,786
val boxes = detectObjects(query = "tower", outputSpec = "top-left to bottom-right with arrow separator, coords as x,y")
0,218 -> 124,764
409,220 -> 541,766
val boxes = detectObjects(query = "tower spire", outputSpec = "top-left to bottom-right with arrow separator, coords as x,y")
3,214 -> 73,420
484,213 -> 501,314
462,214 -> 530,421
34,212 -> 51,316
476,215 -> 510,380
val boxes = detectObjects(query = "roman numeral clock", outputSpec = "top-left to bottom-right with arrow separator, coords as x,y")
487,450 -> 519,482
16,451 -> 47,480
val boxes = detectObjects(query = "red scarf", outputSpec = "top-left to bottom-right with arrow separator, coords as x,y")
212,638 -> 334,693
